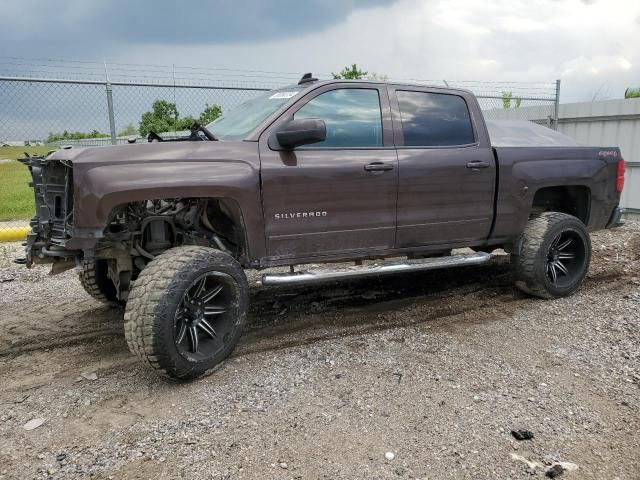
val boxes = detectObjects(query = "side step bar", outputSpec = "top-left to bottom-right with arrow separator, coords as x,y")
260,252 -> 491,287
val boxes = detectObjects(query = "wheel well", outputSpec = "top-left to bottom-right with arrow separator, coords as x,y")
104,196 -> 249,261
530,186 -> 590,224
96,197 -> 249,302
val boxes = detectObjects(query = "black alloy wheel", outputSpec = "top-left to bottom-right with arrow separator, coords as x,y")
174,272 -> 236,361
124,246 -> 249,379
512,212 -> 591,299
545,230 -> 587,288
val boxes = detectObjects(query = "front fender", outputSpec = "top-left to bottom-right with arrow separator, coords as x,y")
72,160 -> 266,261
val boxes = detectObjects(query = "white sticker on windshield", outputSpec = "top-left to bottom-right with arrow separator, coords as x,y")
269,91 -> 299,99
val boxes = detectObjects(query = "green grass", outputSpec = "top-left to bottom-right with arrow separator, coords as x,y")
0,146 -> 53,221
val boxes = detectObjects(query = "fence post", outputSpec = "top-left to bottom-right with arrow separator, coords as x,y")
105,81 -> 117,145
553,79 -> 561,130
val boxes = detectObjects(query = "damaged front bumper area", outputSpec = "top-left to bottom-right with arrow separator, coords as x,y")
18,155 -> 81,272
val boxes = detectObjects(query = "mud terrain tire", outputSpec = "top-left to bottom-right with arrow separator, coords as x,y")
512,212 -> 591,299
124,246 -> 249,380
79,260 -> 121,305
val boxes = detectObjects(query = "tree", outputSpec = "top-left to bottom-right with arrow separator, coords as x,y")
45,130 -> 109,143
501,91 -> 522,109
624,87 -> 640,99
117,123 -> 138,137
199,104 -> 223,124
139,100 -> 181,137
181,115 -> 197,129
332,64 -> 368,80
139,100 -> 224,136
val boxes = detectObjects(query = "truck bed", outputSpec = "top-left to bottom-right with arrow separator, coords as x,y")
486,120 -> 580,147
486,122 -> 622,243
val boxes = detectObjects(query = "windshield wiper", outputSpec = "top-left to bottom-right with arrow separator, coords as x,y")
144,121 -> 218,143
147,131 -> 164,142
190,121 -> 218,141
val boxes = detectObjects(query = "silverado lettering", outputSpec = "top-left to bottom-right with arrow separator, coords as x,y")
274,211 -> 328,219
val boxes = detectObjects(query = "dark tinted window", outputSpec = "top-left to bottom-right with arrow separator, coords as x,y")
396,91 -> 474,146
294,89 -> 382,148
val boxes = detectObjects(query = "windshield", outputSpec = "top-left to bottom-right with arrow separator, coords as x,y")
207,87 -> 304,140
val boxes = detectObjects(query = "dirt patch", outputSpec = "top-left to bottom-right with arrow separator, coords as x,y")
0,222 -> 638,479
630,234 -> 640,260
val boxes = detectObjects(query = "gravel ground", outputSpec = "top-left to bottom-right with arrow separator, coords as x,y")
0,223 -> 638,479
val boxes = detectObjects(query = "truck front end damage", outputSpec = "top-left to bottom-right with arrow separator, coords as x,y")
19,155 -> 81,273
19,151 -> 249,302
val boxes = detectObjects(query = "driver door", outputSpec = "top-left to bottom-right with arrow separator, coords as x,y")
259,84 -> 397,261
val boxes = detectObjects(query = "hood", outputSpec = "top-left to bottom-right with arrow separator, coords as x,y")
48,140 -> 259,167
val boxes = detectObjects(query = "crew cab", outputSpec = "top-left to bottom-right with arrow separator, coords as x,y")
20,74 -> 625,379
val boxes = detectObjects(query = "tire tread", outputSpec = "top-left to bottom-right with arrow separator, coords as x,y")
79,260 -> 119,305
123,246 -> 247,379
512,212 -> 590,299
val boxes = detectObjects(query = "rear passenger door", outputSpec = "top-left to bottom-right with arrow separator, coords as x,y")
389,87 -> 496,247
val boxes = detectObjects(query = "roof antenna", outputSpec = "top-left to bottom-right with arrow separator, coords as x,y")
298,72 -> 318,85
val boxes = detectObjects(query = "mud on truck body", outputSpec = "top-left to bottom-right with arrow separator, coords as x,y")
20,74 -> 626,379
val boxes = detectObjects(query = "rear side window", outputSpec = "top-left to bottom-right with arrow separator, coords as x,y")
396,91 -> 474,147
294,88 -> 383,148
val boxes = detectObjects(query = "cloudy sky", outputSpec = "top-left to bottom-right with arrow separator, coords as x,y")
1,0 -> 639,101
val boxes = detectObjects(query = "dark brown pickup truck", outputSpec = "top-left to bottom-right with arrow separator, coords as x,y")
20,74 -> 626,379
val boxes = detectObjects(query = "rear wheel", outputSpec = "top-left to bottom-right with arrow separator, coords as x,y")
79,260 -> 121,305
512,212 -> 591,299
124,246 -> 249,379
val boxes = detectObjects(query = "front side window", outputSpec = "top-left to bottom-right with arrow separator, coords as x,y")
396,91 -> 474,147
294,88 -> 383,148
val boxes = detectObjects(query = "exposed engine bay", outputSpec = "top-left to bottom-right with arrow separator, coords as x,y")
86,198 -> 241,300
111,198 -> 235,259
25,188 -> 241,302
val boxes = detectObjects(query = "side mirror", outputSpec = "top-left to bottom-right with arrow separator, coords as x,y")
275,118 -> 326,149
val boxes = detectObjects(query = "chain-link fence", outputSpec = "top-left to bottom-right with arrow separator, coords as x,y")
0,73 -> 560,240
0,77 -> 269,145
455,80 -> 561,127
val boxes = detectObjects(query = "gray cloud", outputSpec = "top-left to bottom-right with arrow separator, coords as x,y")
0,0 -> 638,109
0,0 -> 399,58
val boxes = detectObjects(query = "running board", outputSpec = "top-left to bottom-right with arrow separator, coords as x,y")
260,252 -> 491,287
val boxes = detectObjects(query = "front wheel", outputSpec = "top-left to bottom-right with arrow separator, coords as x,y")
512,212 -> 591,299
124,246 -> 249,379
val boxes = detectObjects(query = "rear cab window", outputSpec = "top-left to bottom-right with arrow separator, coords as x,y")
395,90 -> 475,147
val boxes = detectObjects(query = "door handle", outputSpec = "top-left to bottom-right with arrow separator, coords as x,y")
364,162 -> 394,172
466,160 -> 490,169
